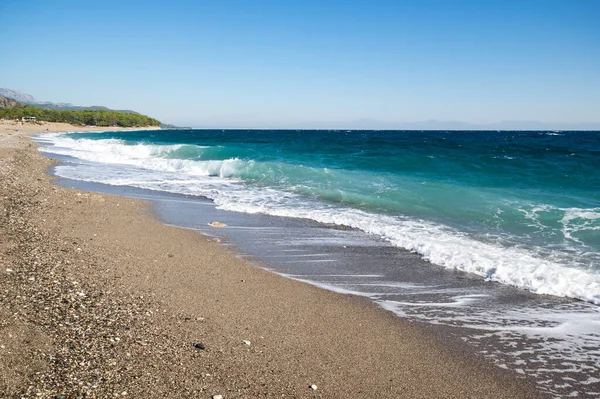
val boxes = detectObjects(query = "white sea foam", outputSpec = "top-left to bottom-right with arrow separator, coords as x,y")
272,272 -> 385,297
518,203 -> 600,238
560,208 -> 600,245
263,270 -> 600,397
37,133 -> 600,305
213,201 -> 600,304
378,296 -> 600,398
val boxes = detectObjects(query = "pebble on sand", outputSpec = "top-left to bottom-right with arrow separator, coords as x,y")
309,384 -> 318,391
212,395 -> 223,399
193,341 -> 206,350
242,340 -> 251,346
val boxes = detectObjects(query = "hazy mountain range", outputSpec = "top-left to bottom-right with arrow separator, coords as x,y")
0,88 -> 138,114
305,118 -> 600,131
0,88 -> 190,129
0,96 -> 21,109
194,118 -> 600,131
3,88 -> 598,131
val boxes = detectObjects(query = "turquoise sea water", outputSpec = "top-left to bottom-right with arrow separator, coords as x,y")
38,129 -> 600,303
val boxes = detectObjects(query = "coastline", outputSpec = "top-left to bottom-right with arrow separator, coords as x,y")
0,123 -> 544,397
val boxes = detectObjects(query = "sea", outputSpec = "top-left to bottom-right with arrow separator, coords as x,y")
35,129 -> 600,398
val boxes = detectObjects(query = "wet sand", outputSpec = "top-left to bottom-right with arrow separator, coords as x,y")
0,122 -> 544,397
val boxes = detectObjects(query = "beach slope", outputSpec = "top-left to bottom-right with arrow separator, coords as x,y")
0,122 -> 544,398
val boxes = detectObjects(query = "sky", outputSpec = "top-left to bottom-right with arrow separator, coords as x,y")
1,0 -> 599,128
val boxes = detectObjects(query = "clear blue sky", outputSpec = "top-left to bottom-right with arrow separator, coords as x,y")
1,0 -> 599,128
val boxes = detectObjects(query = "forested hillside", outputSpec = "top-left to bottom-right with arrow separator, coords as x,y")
0,98 -> 160,127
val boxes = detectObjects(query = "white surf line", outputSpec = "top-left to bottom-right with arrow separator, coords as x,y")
272,272 -> 386,297
344,282 -> 433,289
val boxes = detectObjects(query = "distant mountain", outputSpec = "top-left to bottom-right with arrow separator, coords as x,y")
0,88 -> 138,114
159,123 -> 191,129
0,95 -> 23,109
192,118 -> 600,131
0,88 -> 38,104
237,119 -> 600,131
344,118 -> 476,130
482,120 -> 600,131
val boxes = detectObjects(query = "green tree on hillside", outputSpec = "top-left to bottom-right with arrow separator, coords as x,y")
0,105 -> 161,127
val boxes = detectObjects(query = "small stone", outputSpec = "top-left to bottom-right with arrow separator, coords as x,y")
242,340 -> 251,346
212,395 -> 223,399
209,221 -> 227,228
309,384 -> 318,391
5,269 -> 13,273
193,342 -> 206,350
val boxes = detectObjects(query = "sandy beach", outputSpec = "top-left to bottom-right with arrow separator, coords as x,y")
0,122 -> 545,398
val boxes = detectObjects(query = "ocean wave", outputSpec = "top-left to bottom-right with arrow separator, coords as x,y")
516,203 -> 600,249
37,133 -> 600,304
209,198 -> 600,304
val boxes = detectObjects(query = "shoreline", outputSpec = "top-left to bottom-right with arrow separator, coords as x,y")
55,156 -> 600,399
0,123 -> 544,397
